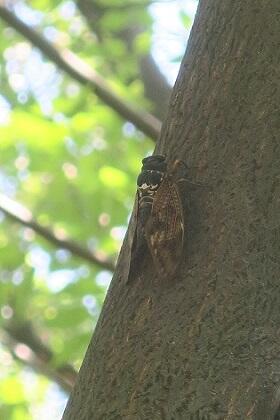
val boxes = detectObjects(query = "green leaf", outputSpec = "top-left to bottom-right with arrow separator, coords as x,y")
0,111 -> 68,149
179,11 -> 192,28
98,166 -> 129,188
0,377 -> 25,404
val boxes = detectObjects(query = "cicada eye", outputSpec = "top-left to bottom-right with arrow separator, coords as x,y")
141,155 -> 167,172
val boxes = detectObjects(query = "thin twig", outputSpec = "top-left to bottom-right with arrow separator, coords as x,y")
2,323 -> 77,394
0,193 -> 115,272
77,0 -> 172,120
0,4 -> 161,141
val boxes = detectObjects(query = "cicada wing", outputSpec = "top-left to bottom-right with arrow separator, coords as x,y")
127,193 -> 138,252
127,192 -> 149,282
126,193 -> 139,282
145,178 -> 184,279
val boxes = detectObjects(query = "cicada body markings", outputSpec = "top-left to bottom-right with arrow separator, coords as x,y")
128,155 -> 186,282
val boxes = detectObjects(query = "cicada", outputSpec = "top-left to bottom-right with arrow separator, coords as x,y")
127,155 -> 185,281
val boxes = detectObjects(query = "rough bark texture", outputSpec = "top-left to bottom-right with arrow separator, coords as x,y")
63,1 -> 280,418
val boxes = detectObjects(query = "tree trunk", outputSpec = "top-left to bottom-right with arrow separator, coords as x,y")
63,1 -> 280,418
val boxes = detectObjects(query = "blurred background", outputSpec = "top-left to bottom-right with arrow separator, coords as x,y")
0,0 -> 197,418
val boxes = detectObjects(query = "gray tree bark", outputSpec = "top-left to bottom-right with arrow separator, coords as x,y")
63,1 -> 280,418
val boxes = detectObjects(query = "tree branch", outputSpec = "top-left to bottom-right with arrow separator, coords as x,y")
0,4 -> 161,141
77,0 -> 172,120
0,193 -> 115,272
2,322 -> 77,394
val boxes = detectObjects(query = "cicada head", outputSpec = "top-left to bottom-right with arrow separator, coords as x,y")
137,155 -> 167,198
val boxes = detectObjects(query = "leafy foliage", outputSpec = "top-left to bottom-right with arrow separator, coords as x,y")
0,0 -> 195,417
